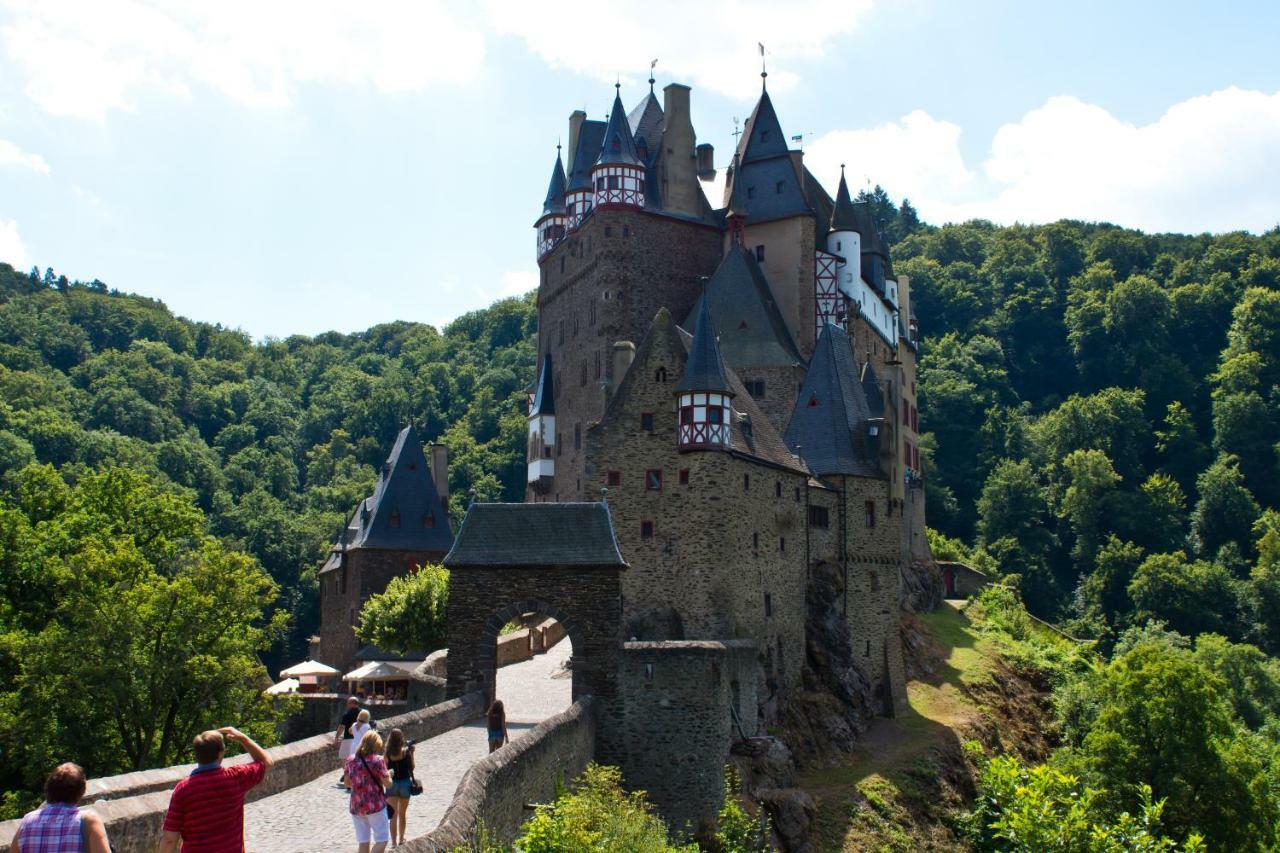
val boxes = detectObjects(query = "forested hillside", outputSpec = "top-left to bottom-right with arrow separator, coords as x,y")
1,205 -> 1278,843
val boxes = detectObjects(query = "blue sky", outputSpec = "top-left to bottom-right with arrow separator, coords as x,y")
1,0 -> 1278,339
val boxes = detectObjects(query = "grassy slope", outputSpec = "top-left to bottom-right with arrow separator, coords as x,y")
802,603 -> 1057,851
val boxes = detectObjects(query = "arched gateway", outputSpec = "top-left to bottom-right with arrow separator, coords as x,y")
442,502 -> 627,704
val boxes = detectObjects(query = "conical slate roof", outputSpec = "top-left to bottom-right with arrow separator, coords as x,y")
735,90 -> 788,165
830,168 -> 859,233
596,87 -> 643,168
784,324 -> 882,478
674,293 -> 733,395
628,90 -> 664,161
566,120 -> 607,193
531,352 -> 555,416
683,245 -> 803,370
722,89 -> 812,224
726,154 -> 749,219
354,425 -> 454,551
541,149 -> 567,218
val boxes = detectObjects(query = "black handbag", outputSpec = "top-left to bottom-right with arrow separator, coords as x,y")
409,778 -> 423,796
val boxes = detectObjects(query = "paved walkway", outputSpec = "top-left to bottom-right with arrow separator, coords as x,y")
245,640 -> 573,852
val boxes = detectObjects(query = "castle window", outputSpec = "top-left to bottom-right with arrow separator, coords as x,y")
623,226 -> 630,238
594,351 -> 601,380
607,470 -> 621,487
590,301 -> 597,325
775,481 -> 782,498
903,400 -> 909,425
865,640 -> 871,657
389,511 -> 401,528
580,363 -> 587,386
574,423 -> 581,450
641,520 -> 654,539
807,394 -> 818,408
743,473 -> 750,491
747,186 -> 755,199
678,469 -> 689,485
608,175 -> 619,190
423,513 -> 435,528
808,505 -> 829,528
558,320 -> 565,346
753,532 -> 759,550
779,536 -> 786,552
605,226 -> 613,237
795,487 -> 802,502
764,593 -> 772,618
760,129 -> 770,142
744,379 -> 765,398
755,245 -> 766,262
640,412 -> 654,432
646,469 -> 662,491
408,462 -> 416,470
865,500 -> 876,528
837,240 -> 842,251
775,180 -> 784,194
655,367 -> 667,383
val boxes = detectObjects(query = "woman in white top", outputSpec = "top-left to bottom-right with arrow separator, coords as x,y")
343,709 -> 373,789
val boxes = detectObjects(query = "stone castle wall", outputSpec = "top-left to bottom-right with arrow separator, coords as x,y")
601,641 -> 758,838
532,207 -> 722,501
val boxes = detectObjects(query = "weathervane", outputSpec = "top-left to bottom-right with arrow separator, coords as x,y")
649,58 -> 658,92
732,116 -> 742,144
759,42 -> 767,89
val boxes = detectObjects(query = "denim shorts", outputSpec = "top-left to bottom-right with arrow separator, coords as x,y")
388,779 -> 412,799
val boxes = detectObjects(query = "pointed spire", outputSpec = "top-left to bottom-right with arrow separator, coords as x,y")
830,164 -> 859,232
596,86 -> 643,168
675,289 -> 734,396
727,152 -> 749,220
735,88 -> 788,165
531,353 -> 555,416
541,145 -> 567,217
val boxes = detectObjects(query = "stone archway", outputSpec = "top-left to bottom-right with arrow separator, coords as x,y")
441,503 -> 627,706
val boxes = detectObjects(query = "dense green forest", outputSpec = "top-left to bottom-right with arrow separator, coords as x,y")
0,203 -> 1278,844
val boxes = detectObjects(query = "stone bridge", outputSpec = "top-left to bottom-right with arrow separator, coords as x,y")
0,641 -> 588,853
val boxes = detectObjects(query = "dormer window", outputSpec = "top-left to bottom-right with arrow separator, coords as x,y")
389,511 -> 401,528
761,129 -> 770,142
423,514 -> 435,528
747,186 -> 755,199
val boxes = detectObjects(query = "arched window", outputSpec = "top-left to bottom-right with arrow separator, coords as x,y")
655,367 -> 668,383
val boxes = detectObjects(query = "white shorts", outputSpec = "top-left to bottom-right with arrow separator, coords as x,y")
352,809 -> 390,844
339,739 -> 355,760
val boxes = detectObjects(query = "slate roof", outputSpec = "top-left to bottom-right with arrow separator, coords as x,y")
541,149 -> 567,218
683,245 -> 804,370
531,352 -> 555,416
628,90 -> 664,162
566,120 -> 607,193
830,169 -> 859,233
353,425 -> 456,551
596,88 -> 643,168
784,324 -> 884,478
861,361 -> 885,418
720,90 -> 813,224
675,291 -> 734,395
443,503 -> 627,568
735,90 -> 788,165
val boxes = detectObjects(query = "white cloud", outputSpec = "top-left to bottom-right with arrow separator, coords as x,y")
0,137 -> 49,173
805,87 -> 1280,234
480,0 -> 875,100
0,218 -> 31,268
0,0 -> 486,120
495,269 -> 537,299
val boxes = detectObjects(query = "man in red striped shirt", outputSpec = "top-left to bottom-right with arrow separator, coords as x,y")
159,727 -> 273,853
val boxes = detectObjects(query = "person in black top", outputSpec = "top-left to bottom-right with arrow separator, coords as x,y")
333,696 -> 361,788
383,728 -> 415,846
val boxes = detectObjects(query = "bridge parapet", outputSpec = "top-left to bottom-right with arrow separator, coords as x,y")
0,693 -> 486,853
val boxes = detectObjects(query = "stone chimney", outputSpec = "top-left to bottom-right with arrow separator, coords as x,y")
660,84 -> 700,217
696,143 -> 715,180
611,341 -> 637,397
568,110 -> 586,166
429,443 -> 449,508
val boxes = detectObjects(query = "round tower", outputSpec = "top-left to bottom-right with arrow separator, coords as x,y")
826,165 -> 862,271
527,353 -> 556,494
591,84 -> 646,210
535,145 -> 568,259
675,295 -> 734,450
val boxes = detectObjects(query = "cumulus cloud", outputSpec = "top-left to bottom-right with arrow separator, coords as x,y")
495,268 -> 537,299
480,0 -> 875,100
805,87 -> 1280,234
0,218 -> 31,268
0,137 -> 50,173
0,0 -> 486,120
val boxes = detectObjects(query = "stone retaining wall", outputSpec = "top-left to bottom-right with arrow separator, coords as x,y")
0,693 -> 486,853
408,697 -> 597,851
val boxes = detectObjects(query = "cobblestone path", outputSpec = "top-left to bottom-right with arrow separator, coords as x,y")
245,640 -> 572,852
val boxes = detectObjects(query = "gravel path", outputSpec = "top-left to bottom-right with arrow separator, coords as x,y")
244,640 -> 572,852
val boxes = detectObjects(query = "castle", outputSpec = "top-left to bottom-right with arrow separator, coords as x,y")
315,71 -> 932,832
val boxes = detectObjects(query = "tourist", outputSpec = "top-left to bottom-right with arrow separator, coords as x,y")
350,709 -> 373,754
334,696 -> 361,788
158,726 -> 273,853
11,762 -> 112,852
345,730 -> 391,853
486,700 -> 508,753
383,729 -> 415,846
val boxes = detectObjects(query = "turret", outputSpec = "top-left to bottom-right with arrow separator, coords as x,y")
826,166 -> 863,272
535,146 -> 568,259
527,353 -> 556,493
565,116 -> 606,231
674,296 -> 734,450
591,85 -> 646,210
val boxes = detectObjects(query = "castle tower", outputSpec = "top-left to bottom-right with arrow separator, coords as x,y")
527,353 -> 556,493
592,85 -> 646,210
565,116 -> 606,231
674,296 -> 733,450
535,146 -> 568,259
